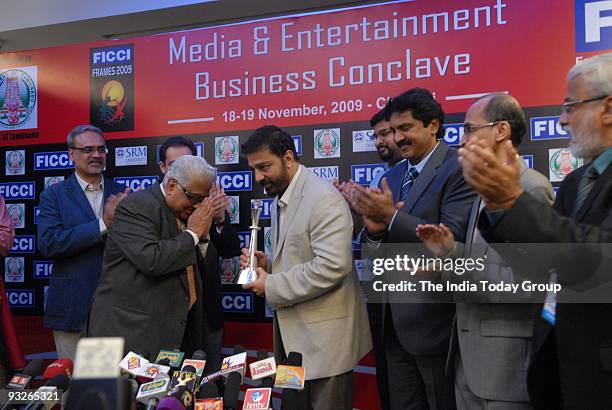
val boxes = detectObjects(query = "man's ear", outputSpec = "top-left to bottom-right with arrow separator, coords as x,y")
495,121 -> 511,143
429,119 -> 440,137
601,96 -> 612,126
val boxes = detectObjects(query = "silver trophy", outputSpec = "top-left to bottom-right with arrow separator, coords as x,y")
237,199 -> 264,284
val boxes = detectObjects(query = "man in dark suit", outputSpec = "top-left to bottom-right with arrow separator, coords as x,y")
416,93 -> 554,409
458,52 -> 612,409
87,155 -> 215,358
342,88 -> 475,409
38,124 -> 127,361
158,136 -> 241,373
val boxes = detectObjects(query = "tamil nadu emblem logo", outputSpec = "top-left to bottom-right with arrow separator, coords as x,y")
264,227 -> 272,256
314,128 -> 341,159
5,257 -> 24,282
549,148 -> 583,182
99,80 -> 127,126
215,136 -> 239,164
44,176 -> 64,189
228,196 -> 239,224
5,150 -> 25,176
0,67 -> 37,130
220,257 -> 240,284
7,204 -> 24,229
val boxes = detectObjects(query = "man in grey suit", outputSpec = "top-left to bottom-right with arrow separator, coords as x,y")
416,93 -> 554,409
240,125 -> 372,410
87,155 -> 215,358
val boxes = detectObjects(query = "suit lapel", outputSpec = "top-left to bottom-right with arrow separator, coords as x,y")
402,142 -> 449,212
151,183 -> 189,292
575,164 -> 612,221
66,173 -> 96,220
272,167 -> 307,263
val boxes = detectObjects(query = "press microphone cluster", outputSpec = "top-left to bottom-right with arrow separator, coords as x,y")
0,358 -> 74,410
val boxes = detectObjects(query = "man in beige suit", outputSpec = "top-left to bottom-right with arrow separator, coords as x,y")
240,125 -> 372,409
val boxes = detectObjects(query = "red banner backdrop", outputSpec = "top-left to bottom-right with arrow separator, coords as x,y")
1,0 -> 577,146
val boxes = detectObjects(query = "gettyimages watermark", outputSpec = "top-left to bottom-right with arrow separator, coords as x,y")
359,243 -> 612,304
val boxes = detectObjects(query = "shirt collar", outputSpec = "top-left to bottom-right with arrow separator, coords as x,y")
75,172 -> 103,192
278,165 -> 303,208
408,141 -> 440,174
591,147 -> 612,176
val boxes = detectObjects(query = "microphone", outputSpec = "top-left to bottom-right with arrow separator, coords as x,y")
166,365 -> 198,409
22,374 -> 71,410
198,381 -> 219,399
5,359 -> 46,389
157,395 -> 187,410
42,358 -> 73,380
222,371 -> 242,410
181,350 -> 207,381
136,376 -> 171,410
249,349 -> 276,388
279,352 -> 306,410
1,359 -> 47,410
191,350 -> 206,361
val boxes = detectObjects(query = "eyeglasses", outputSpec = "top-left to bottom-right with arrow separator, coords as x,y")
562,95 -> 609,114
462,121 -> 504,135
176,181 -> 205,204
70,145 -> 108,154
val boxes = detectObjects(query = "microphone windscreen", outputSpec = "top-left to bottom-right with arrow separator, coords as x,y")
222,372 -> 242,409
44,374 -> 70,390
157,396 -> 186,410
192,350 -> 206,360
181,365 -> 197,374
42,358 -> 73,379
22,359 -> 46,377
197,382 -> 219,399
256,349 -> 268,361
286,352 -> 302,366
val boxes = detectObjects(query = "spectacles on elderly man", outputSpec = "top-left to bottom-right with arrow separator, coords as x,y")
69,145 -> 108,154
175,181 -> 206,204
562,95 -> 609,114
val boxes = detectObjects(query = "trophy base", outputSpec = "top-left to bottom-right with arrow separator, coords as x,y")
237,267 -> 258,284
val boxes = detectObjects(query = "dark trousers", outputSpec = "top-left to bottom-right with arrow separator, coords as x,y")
304,371 -> 355,410
384,305 -> 455,410
368,302 -> 391,410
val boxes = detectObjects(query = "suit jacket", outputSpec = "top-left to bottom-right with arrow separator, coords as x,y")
201,213 -> 241,331
37,173 -> 123,332
379,142 -> 476,355
479,162 -> 612,409
449,163 -> 554,402
266,166 -> 372,380
87,183 -> 205,358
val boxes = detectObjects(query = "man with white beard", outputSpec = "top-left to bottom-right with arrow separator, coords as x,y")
456,52 -> 612,409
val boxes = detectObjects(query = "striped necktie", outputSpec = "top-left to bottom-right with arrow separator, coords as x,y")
572,165 -> 599,217
176,219 -> 198,310
399,166 -> 419,202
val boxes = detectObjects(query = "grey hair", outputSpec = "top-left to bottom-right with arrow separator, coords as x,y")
67,124 -> 104,147
568,52 -> 612,96
163,155 -> 216,187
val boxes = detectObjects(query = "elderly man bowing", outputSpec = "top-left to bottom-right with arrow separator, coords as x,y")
87,155 -> 215,358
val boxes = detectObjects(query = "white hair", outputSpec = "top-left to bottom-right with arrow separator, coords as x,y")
568,52 -> 612,96
163,155 -> 216,187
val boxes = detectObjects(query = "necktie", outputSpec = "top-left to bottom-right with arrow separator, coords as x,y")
572,165 -> 599,217
399,166 -> 419,202
275,202 -> 281,245
176,219 -> 197,310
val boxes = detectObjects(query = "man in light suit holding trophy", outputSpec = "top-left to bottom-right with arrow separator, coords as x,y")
240,125 -> 372,409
